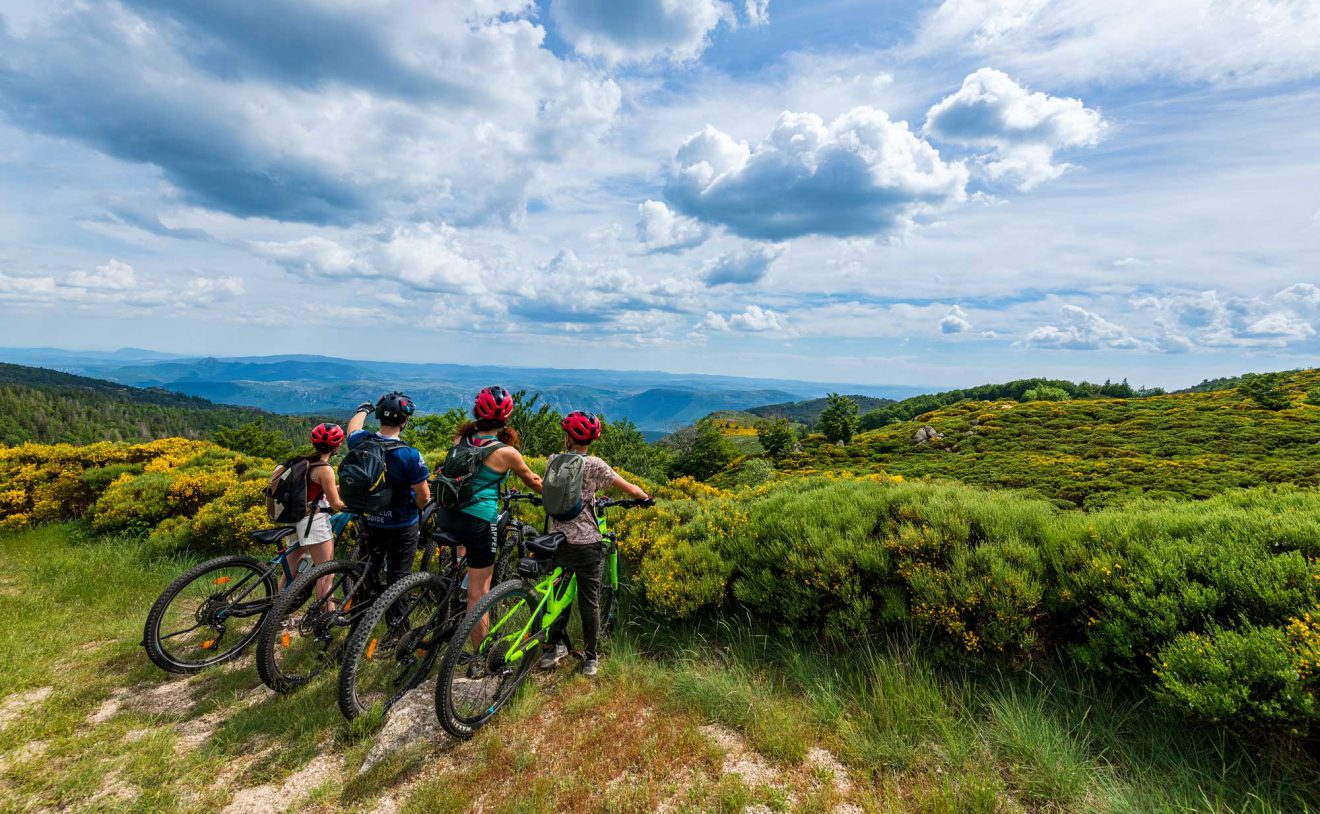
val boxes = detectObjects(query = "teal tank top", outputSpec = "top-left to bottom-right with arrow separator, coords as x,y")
460,434 -> 508,523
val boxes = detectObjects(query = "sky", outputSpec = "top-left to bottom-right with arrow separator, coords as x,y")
0,0 -> 1317,390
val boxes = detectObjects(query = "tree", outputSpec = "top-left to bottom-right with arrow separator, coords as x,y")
817,393 -> 860,444
402,408 -> 467,457
1023,386 -> 1070,402
756,417 -> 796,460
212,419 -> 295,460
508,390 -> 564,457
1239,373 -> 1291,411
595,416 -> 669,482
668,419 -> 737,480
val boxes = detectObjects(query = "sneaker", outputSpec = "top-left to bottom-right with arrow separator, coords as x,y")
539,643 -> 568,670
581,657 -> 599,677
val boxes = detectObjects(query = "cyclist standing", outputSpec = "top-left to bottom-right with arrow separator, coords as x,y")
296,423 -> 348,602
346,392 -> 431,599
541,411 -> 651,677
437,386 -> 543,672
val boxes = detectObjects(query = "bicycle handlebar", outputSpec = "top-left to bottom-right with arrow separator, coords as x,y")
502,490 -> 543,506
598,498 -> 655,510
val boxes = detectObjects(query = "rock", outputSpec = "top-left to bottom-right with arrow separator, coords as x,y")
912,425 -> 943,445
834,440 -> 845,448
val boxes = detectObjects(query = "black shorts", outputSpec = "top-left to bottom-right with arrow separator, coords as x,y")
438,508 -> 499,569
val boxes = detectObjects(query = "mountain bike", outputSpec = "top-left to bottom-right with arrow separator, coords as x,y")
434,497 -> 652,738
141,514 -> 361,674
336,491 -> 539,720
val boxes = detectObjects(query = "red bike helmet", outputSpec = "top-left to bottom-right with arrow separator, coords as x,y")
310,422 -> 345,448
561,410 -> 602,443
474,386 -> 514,421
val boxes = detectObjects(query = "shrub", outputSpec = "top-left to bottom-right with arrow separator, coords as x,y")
1239,372 -> 1292,411
92,472 -> 176,534
189,479 -> 270,553
756,418 -> 796,460
1154,624 -> 1317,730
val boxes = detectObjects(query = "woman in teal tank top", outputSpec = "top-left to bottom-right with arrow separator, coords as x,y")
440,387 -> 543,675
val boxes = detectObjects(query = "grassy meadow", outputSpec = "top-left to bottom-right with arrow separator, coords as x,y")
1,524 -> 1317,813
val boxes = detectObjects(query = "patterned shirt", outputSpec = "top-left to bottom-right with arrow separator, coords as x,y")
548,453 -> 617,546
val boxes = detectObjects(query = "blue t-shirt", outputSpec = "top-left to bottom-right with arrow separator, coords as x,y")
346,430 -> 429,528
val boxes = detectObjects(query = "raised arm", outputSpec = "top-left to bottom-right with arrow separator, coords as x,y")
347,401 -> 373,434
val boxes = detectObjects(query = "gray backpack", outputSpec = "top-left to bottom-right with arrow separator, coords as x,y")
542,453 -> 587,521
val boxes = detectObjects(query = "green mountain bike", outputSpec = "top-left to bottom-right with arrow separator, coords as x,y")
434,497 -> 652,739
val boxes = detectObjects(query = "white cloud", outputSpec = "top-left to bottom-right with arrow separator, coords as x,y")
1024,304 -> 1144,350
744,0 -> 771,26
66,259 -> 137,291
551,0 -> 739,64
1132,286 -> 1319,349
917,0 -> 1320,87
700,245 -> 781,286
939,304 -> 972,333
0,272 -> 57,301
636,199 -> 709,253
705,304 -> 787,333
925,68 -> 1105,190
665,108 -> 969,240
253,224 -> 486,295
186,276 -> 246,303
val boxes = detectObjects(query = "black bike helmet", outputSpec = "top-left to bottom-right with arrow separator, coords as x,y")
375,391 -> 416,425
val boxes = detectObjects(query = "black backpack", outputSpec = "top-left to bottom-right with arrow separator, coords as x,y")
434,435 -> 506,510
266,456 -> 328,524
338,435 -> 406,515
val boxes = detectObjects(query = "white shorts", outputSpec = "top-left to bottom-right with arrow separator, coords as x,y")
293,512 -> 334,546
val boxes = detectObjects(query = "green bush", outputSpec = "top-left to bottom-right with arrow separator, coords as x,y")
1154,625 -> 1317,729
91,472 -> 176,534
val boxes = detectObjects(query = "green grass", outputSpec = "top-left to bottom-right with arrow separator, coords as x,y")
3,523 -> 1319,813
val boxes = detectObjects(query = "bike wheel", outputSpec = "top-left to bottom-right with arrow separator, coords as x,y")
143,555 -> 276,673
435,579 -> 540,739
255,559 -> 364,693
492,524 -> 526,586
338,571 -> 452,720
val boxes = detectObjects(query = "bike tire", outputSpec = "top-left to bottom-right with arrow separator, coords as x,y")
337,570 -> 452,721
143,555 -> 276,674
255,559 -> 364,693
435,579 -> 539,739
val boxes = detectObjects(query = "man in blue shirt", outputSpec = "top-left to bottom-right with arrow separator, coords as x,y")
346,392 -> 430,598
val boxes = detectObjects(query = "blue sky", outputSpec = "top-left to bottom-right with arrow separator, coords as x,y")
0,0 -> 1317,390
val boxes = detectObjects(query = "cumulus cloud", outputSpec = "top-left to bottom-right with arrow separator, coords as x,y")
1023,304 -> 1144,350
665,109 -> 968,240
253,224 -> 486,294
700,246 -> 781,286
705,305 -> 787,333
1132,286 -> 1319,349
66,259 -> 138,291
939,305 -> 972,334
636,200 -> 709,253
0,1 -> 620,226
507,249 -> 700,326
916,0 -> 1320,86
185,276 -> 246,303
925,68 -> 1105,189
551,0 -> 747,63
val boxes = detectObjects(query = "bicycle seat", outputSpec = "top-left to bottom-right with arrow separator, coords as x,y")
430,528 -> 462,548
249,527 -> 295,546
526,532 -> 565,558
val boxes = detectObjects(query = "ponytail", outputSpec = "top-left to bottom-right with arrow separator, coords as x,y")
455,420 -> 522,451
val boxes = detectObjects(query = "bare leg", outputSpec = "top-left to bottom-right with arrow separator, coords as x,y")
465,565 -> 494,649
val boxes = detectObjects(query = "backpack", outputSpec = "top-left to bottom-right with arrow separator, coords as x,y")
266,456 -> 328,524
434,435 -> 506,510
337,435 -> 406,515
542,453 -> 587,522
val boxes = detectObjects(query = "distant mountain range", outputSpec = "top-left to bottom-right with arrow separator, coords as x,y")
0,347 -> 928,433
